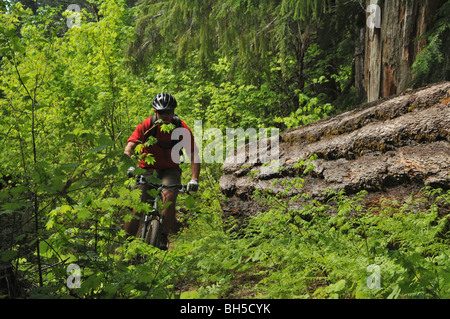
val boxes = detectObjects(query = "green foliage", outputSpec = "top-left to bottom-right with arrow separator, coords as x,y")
1,0 -> 449,300
274,92 -> 332,129
0,0 -> 167,298
139,53 -> 281,130
411,1 -> 450,87
130,0 -> 363,116
174,184 -> 450,299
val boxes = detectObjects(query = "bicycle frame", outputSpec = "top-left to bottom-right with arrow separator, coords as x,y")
135,175 -> 189,247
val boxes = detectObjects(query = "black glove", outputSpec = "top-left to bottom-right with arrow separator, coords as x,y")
186,179 -> 199,192
126,166 -> 135,178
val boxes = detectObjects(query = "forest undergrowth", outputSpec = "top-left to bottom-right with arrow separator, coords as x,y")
172,178 -> 450,299
1,0 -> 449,299
7,164 -> 448,299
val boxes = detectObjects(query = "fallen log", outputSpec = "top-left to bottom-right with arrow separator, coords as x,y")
220,82 -> 450,222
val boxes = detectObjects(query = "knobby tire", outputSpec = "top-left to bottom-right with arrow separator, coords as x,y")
145,218 -> 160,247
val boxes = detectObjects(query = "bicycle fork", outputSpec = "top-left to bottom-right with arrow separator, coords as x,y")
141,196 -> 164,241
141,215 -> 150,239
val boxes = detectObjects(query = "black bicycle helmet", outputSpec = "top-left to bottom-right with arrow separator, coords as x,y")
152,93 -> 177,111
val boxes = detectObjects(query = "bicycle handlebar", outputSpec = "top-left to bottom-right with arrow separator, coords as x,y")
135,175 -> 191,193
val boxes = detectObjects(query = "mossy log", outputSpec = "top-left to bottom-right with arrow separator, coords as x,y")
220,82 -> 450,222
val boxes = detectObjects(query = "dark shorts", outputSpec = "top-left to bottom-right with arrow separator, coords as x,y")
132,167 -> 182,203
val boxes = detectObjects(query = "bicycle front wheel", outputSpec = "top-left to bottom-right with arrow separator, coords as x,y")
145,219 -> 160,247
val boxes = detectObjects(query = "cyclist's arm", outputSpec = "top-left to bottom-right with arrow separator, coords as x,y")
125,117 -> 151,158
191,162 -> 200,181
124,141 -> 139,158
189,152 -> 201,181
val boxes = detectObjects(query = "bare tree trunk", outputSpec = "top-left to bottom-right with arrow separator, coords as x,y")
294,22 -> 313,94
355,27 -> 366,101
363,0 -> 444,102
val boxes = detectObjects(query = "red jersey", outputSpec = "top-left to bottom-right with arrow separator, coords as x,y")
127,116 -> 198,170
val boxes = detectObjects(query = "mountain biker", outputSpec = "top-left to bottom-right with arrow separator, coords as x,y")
124,93 -> 200,248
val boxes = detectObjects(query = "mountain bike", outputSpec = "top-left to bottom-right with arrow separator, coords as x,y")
135,174 -> 189,250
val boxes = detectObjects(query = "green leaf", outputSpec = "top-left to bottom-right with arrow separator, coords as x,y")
180,290 -> 200,299
185,196 -> 195,209
144,136 -> 157,147
144,154 -> 156,166
1,250 -> 18,262
160,123 -> 175,133
387,285 -> 401,299
77,209 -> 92,221
89,144 -> 108,153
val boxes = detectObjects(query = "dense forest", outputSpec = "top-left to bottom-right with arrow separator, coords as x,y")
1,0 -> 449,300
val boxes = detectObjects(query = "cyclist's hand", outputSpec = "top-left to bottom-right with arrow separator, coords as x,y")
187,179 -> 199,192
126,166 -> 135,178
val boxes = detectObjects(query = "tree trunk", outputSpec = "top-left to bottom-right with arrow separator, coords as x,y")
355,27 -> 366,100
294,22 -> 312,94
364,0 -> 445,102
